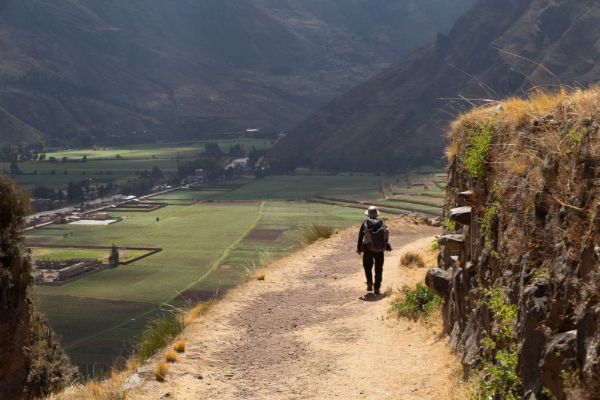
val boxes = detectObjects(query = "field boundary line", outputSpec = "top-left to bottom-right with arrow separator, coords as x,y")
169,200 -> 266,303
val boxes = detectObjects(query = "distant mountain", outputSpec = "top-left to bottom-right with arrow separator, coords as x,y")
0,0 -> 474,147
270,0 -> 600,172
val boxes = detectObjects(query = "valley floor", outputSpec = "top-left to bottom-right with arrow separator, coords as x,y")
127,220 -> 466,399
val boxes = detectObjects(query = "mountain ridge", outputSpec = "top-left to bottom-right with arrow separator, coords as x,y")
269,0 -> 600,172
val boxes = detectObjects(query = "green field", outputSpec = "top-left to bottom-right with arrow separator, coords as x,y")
2,139 -> 271,192
31,247 -> 151,264
45,139 -> 272,161
30,199 -> 363,374
18,142 -> 445,375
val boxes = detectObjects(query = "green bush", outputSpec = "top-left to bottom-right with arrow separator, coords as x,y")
392,284 -> 441,320
472,286 -> 522,400
302,224 -> 335,243
463,124 -> 494,178
135,312 -> 184,362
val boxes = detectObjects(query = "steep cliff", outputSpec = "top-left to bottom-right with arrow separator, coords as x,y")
0,176 -> 77,399
428,89 -> 599,399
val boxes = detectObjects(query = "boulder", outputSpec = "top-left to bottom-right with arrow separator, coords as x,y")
438,234 -> 466,251
426,268 -> 452,297
540,330 -> 578,399
449,206 -> 472,226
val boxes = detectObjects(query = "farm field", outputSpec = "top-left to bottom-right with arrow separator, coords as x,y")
30,199 -> 364,374
31,247 -> 151,264
17,142 -> 446,374
44,139 -> 272,161
1,139 -> 271,192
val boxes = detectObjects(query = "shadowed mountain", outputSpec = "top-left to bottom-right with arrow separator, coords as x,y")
0,0 -> 474,146
269,0 -> 600,171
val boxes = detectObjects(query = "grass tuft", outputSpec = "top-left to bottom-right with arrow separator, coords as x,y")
462,123 -> 494,179
165,351 -> 178,363
135,312 -> 184,362
184,300 -> 216,327
154,361 -> 169,382
400,252 -> 426,269
173,340 -> 186,353
391,284 -> 441,320
302,223 -> 335,243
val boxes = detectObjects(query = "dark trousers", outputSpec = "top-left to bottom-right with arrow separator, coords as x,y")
363,251 -> 384,290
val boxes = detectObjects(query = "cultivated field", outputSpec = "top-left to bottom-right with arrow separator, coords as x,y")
1,139 -> 271,191
21,143 -> 446,375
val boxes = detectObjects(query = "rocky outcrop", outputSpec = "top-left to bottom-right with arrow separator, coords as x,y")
0,176 -> 77,399
430,89 -> 600,399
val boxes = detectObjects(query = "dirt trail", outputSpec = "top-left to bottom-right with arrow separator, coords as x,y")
129,220 -> 465,400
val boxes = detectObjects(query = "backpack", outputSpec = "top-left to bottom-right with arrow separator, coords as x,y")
362,218 -> 389,252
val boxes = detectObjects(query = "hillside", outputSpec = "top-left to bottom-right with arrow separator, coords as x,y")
0,0 -> 474,147
47,220 -> 471,400
0,176 -> 77,399
428,89 -> 600,399
269,0 -> 600,171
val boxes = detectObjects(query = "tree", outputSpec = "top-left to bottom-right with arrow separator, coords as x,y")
204,142 -> 223,159
9,160 -> 21,175
81,155 -> 87,163
151,166 -> 163,180
109,244 -> 119,267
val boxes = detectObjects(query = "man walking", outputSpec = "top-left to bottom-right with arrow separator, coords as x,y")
357,206 -> 391,295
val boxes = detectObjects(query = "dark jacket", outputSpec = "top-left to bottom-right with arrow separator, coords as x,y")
357,217 -> 386,252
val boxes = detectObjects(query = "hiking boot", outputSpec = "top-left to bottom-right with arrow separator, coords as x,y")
367,283 -> 373,292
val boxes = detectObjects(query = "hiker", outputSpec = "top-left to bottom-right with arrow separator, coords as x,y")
357,206 -> 391,295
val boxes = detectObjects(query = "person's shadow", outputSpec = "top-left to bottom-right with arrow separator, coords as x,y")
359,293 -> 385,302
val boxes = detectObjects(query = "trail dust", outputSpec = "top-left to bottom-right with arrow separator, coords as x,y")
128,219 -> 468,399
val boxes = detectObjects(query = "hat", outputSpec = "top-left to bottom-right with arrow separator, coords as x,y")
365,206 -> 380,217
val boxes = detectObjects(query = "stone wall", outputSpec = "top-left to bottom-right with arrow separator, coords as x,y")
426,90 -> 600,400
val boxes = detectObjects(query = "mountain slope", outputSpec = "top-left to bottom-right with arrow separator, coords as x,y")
269,0 -> 600,171
0,0 -> 475,146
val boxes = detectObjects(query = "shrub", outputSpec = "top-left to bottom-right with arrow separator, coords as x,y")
302,224 -> 335,243
154,361 -> 169,382
165,351 -> 177,363
471,286 -> 521,400
174,340 -> 186,353
392,284 -> 442,320
135,313 -> 184,362
462,124 -> 494,179
400,252 -> 426,269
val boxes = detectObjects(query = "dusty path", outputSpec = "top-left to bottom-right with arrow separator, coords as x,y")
129,219 -> 465,400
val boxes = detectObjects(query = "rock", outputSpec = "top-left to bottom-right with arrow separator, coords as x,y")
458,191 -> 475,205
122,373 -> 144,391
449,207 -> 472,226
425,268 -> 452,297
438,234 -> 465,251
540,330 -> 578,399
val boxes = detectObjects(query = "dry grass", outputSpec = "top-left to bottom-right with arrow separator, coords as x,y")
165,351 -> 178,363
400,252 -> 426,269
45,372 -> 128,400
184,300 -> 217,327
174,340 -> 186,353
154,361 -> 169,382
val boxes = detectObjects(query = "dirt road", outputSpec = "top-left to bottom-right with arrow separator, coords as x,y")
129,219 -> 466,400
